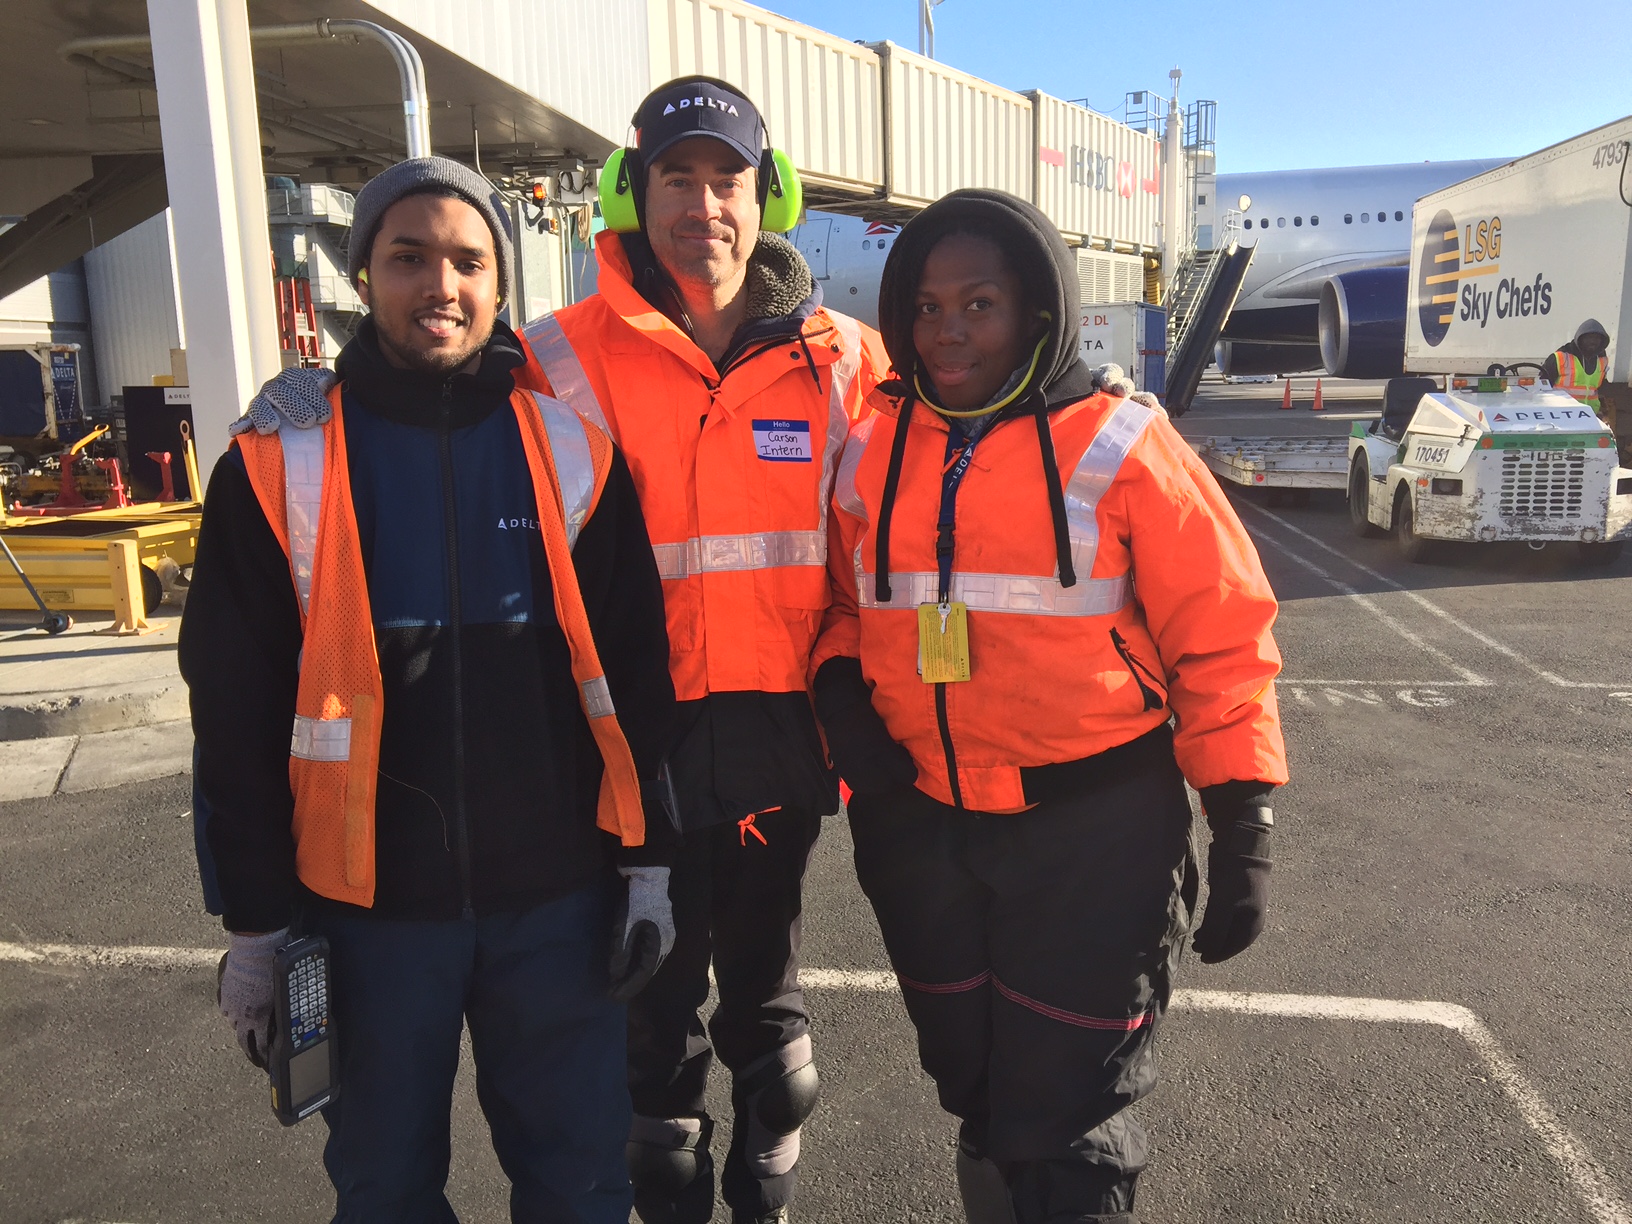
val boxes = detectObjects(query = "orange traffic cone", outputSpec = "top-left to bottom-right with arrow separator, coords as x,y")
1311,378 -> 1325,411
1280,378 -> 1294,410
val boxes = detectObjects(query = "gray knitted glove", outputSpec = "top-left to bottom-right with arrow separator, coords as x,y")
609,866 -> 674,1002
228,367 -> 336,436
216,927 -> 287,1067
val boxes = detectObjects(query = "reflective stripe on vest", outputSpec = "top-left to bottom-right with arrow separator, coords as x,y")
530,391 -> 596,549
280,426 -> 325,619
523,309 -> 867,581
521,313 -> 609,431
854,399 -> 1156,616
292,714 -> 350,762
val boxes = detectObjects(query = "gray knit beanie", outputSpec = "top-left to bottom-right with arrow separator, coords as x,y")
348,156 -> 514,300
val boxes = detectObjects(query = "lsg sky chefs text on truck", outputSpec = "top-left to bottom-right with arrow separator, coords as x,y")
1404,116 -> 1632,396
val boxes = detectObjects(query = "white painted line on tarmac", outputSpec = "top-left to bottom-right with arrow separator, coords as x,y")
1245,522 -> 1490,687
1278,678 -> 1488,686
0,941 -> 219,970
10,946 -> 1626,1222
1243,502 -> 1627,690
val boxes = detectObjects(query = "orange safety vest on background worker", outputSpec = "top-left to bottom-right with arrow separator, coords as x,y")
234,383 -> 647,908
813,390 -> 1288,813
515,232 -> 890,702
1552,349 -> 1606,415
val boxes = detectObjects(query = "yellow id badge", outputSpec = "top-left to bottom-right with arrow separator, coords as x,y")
917,601 -> 972,683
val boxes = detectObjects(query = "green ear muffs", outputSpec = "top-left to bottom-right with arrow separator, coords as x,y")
596,145 -> 804,234
598,147 -> 642,233
759,148 -> 803,233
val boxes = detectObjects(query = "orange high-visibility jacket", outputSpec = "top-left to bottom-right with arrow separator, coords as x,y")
515,232 -> 891,700
235,384 -> 648,908
813,390 -> 1289,813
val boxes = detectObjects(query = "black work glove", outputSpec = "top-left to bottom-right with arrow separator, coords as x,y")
1191,783 -> 1275,964
812,657 -> 917,796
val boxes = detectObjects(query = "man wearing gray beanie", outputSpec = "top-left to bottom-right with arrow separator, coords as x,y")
185,154 -> 679,1221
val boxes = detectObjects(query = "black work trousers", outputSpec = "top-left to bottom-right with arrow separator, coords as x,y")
849,736 -> 1196,1224
628,805 -> 822,1220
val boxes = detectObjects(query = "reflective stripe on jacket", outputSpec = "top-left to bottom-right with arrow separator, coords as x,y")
813,390 -> 1288,813
1553,349 -> 1605,413
516,232 -> 890,700
234,383 -> 648,907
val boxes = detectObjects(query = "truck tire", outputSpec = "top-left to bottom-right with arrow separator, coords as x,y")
1393,487 -> 1436,563
1574,540 -> 1624,567
1349,456 -> 1384,537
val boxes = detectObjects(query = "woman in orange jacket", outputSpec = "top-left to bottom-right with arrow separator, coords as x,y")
810,190 -> 1289,1224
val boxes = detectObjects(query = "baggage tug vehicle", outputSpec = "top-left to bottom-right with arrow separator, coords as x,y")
1348,376 -> 1632,563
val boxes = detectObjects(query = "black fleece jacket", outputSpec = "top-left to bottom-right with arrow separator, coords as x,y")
181,319 -> 676,932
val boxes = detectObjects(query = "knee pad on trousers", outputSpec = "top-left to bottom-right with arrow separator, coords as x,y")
955,1149 -> 1018,1224
627,1114 -> 714,1197
734,1034 -> 819,1179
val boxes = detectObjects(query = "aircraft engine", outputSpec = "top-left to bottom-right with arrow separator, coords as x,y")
1214,340 -> 1324,377
1318,267 -> 1408,379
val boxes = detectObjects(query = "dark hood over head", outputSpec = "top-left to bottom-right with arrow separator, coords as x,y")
877,189 -> 1096,407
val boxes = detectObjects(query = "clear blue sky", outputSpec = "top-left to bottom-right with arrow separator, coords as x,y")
761,0 -> 1631,173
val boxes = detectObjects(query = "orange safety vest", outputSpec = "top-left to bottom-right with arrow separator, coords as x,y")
1553,349 -> 1606,414
235,383 -> 647,908
515,232 -> 889,701
814,391 -> 1288,813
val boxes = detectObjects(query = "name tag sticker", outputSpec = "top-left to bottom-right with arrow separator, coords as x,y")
753,419 -> 813,462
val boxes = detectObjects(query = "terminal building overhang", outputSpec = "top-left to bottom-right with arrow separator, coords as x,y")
0,0 -> 621,299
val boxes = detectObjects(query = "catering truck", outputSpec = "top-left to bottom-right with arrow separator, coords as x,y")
1403,116 -> 1632,418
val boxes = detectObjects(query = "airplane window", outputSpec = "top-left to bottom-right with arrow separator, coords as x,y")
879,239 -> 888,249
1394,210 -> 1403,221
1293,216 -> 1303,226
1361,212 -> 1370,222
1311,215 -> 1320,226
1277,217 -> 1286,227
1242,218 -> 1252,229
1344,213 -> 1353,224
1377,208 -> 1386,220
862,239 -> 871,250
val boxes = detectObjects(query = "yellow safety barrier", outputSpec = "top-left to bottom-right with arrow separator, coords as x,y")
103,540 -> 152,634
0,511 -> 199,615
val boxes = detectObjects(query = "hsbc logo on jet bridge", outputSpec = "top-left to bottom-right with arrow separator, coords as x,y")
1039,145 -> 1151,200
1417,208 -> 1553,346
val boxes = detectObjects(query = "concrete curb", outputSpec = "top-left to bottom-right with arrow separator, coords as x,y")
0,677 -> 190,742
0,719 -> 192,801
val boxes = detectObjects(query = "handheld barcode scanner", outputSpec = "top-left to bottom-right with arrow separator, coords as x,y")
267,936 -> 339,1125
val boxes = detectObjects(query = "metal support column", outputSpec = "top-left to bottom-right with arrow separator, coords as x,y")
146,0 -> 281,479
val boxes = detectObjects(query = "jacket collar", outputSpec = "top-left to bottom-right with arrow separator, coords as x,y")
336,317 -> 527,430
593,231 -> 824,381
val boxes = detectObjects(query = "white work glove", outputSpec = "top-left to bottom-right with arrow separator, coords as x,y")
609,866 -> 675,1003
1090,363 -> 1168,417
216,927 -> 287,1067
228,367 -> 336,436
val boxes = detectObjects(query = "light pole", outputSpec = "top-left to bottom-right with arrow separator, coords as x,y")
918,0 -> 947,58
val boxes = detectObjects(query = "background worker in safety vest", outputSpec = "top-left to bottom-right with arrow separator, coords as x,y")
810,189 -> 1288,1224
513,78 -> 890,1224
182,156 -> 678,1221
1543,318 -> 1615,438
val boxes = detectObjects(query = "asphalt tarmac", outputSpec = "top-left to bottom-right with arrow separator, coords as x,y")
4,380 -> 1631,1223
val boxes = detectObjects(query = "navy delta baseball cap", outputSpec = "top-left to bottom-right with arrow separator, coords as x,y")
636,78 -> 766,168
